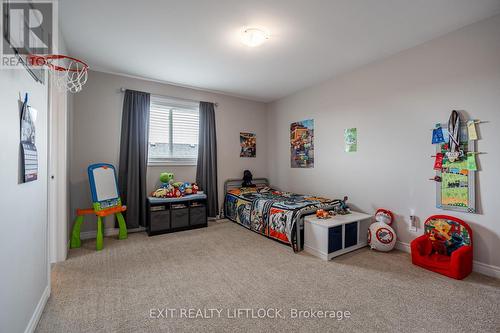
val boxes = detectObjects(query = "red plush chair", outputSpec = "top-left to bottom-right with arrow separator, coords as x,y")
411,215 -> 473,280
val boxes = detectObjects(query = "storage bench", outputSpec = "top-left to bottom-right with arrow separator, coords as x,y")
147,193 -> 208,236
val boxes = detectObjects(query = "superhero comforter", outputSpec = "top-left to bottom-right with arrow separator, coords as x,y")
224,187 -> 339,251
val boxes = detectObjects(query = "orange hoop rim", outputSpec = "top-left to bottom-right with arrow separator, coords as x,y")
28,54 -> 89,72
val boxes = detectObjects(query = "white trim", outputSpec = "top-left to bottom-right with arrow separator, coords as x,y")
24,285 -> 50,333
395,240 -> 411,253
150,94 -> 199,110
396,241 -> 500,279
473,261 -> 500,279
148,158 -> 197,166
47,76 -> 69,264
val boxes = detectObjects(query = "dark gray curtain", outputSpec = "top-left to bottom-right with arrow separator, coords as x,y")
196,101 -> 219,217
118,90 -> 150,228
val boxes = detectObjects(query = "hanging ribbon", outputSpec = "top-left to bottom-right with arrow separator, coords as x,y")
446,110 -> 461,162
448,110 -> 460,152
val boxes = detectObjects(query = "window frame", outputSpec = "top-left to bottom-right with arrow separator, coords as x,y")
147,95 -> 200,166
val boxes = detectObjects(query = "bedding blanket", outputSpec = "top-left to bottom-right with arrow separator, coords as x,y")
225,188 -> 339,251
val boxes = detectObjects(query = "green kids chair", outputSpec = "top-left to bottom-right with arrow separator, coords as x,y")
70,163 -> 128,251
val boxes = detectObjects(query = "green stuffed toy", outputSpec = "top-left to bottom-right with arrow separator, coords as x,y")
160,172 -> 174,185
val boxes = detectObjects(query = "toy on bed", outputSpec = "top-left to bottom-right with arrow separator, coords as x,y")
70,163 -> 127,251
151,172 -> 198,198
242,170 -> 257,188
368,208 -> 396,252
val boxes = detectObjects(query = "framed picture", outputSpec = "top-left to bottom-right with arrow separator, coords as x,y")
290,119 -> 314,168
240,132 -> 256,157
435,122 -> 476,213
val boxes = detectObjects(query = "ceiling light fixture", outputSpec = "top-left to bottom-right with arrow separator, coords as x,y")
241,28 -> 269,47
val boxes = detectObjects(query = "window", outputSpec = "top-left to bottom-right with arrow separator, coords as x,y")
148,95 -> 199,165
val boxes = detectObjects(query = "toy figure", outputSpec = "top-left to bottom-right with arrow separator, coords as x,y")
151,188 -> 168,198
368,209 -> 396,252
172,181 -> 183,188
336,196 -> 351,215
151,174 -> 200,198
445,233 -> 466,256
157,172 -> 175,196
160,172 -> 174,187
316,209 -> 333,219
242,170 -> 256,187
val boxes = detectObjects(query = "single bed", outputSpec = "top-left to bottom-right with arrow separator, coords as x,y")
223,178 -> 341,252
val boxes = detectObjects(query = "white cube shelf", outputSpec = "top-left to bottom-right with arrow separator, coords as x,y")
304,211 -> 372,260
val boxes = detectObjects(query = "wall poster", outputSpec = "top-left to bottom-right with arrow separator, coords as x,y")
344,128 -> 357,153
240,132 -> 256,157
290,119 -> 314,168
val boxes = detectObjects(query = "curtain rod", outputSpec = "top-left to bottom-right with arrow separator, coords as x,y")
119,87 -> 218,107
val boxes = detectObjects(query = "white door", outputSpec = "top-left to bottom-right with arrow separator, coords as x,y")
48,77 -> 69,263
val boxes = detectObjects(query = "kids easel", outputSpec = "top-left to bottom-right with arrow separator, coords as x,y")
70,163 -> 128,251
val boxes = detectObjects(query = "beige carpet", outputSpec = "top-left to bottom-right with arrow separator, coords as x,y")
37,220 -> 500,333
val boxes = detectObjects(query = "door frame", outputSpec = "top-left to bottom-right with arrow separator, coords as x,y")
48,77 -> 69,263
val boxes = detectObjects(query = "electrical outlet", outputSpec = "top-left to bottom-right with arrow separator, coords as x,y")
409,215 -> 417,232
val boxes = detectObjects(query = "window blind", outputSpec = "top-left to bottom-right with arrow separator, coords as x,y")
148,95 -> 199,165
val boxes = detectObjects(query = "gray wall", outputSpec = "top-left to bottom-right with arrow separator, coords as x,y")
71,71 -> 268,232
267,15 -> 500,269
0,69 -> 49,331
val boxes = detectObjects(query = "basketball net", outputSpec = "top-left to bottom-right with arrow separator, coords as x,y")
28,54 -> 89,93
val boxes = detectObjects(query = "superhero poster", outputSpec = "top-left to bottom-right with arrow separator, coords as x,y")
290,119 -> 314,168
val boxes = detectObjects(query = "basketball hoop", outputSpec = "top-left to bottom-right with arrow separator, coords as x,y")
28,54 -> 89,93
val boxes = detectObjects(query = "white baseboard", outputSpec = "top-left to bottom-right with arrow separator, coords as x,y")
395,241 -> 500,279
80,227 -> 145,240
24,285 -> 50,333
473,261 -> 500,279
395,241 -> 411,253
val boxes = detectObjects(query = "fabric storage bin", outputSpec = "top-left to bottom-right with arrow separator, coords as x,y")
190,205 -> 206,226
344,222 -> 358,248
328,226 -> 343,253
150,208 -> 170,232
171,207 -> 189,229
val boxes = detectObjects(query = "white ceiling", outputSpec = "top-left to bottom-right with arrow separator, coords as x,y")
60,0 -> 500,102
